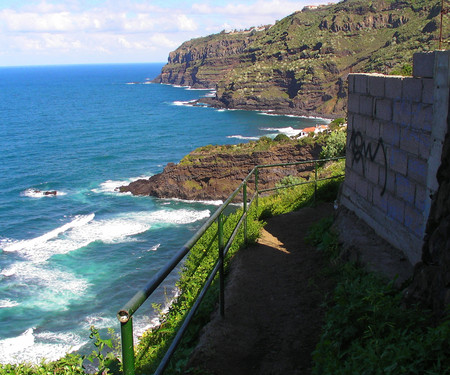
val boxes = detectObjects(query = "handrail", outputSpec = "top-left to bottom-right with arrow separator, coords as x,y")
117,156 -> 345,375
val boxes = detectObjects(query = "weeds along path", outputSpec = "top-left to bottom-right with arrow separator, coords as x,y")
187,202 -> 335,375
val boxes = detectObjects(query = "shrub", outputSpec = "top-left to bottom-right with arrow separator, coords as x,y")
328,118 -> 345,131
274,133 -> 290,142
309,217 -> 450,375
319,130 -> 346,159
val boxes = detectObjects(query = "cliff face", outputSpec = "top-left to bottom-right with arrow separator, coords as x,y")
153,0 -> 446,117
119,141 -> 321,201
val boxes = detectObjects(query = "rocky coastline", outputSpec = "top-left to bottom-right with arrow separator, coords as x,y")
119,141 -> 322,201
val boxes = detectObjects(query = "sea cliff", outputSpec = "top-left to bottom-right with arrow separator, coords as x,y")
119,138 -> 322,201
153,0 -> 445,117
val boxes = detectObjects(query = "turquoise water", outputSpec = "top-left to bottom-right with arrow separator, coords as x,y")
0,63 -> 329,363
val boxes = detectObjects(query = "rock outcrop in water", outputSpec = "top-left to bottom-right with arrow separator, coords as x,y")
153,0 -> 446,117
119,140 -> 322,201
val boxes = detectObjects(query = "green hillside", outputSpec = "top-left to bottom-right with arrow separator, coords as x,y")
154,0 -> 448,117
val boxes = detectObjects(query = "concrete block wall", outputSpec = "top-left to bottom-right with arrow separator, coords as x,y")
340,51 -> 450,265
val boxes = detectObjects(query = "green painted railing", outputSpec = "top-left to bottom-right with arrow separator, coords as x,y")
117,156 -> 345,375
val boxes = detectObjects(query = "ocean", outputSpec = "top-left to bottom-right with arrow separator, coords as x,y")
0,63 -> 330,364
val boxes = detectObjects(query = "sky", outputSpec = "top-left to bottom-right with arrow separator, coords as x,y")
0,0 -> 334,67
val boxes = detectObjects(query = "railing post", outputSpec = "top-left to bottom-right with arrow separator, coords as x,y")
120,318 -> 135,375
314,161 -> 318,206
218,213 -> 225,317
243,182 -> 248,244
255,168 -> 259,215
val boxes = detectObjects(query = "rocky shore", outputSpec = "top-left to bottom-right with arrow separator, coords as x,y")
119,140 -> 322,201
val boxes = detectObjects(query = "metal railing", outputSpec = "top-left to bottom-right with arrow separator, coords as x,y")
117,156 -> 345,375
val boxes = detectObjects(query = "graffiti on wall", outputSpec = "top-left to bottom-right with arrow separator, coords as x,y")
349,130 -> 388,196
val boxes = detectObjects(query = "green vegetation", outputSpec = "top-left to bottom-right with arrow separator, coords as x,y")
390,63 -> 413,76
132,207 -> 263,374
0,327 -> 119,375
307,218 -> 450,375
132,157 -> 345,374
258,159 -> 345,219
179,135 -> 288,166
319,128 -> 347,159
162,0 -> 447,116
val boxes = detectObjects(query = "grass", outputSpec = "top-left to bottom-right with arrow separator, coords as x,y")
307,218 -> 450,375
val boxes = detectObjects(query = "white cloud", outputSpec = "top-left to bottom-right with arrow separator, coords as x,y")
0,0 -> 334,66
176,14 -> 197,31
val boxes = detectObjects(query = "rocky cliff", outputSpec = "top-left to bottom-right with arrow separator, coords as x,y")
119,139 -> 322,201
154,0 -> 446,117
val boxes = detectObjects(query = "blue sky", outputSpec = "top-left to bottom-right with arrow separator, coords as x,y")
0,0 -> 334,66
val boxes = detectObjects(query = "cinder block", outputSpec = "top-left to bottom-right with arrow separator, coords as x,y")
368,74 -> 385,97
404,205 -> 425,238
418,133 -> 432,160
382,122 -> 400,147
389,147 -> 408,175
365,160 -> 379,184
385,76 -> 403,100
402,78 -> 422,103
348,93 -> 360,114
415,184 -> 427,212
422,78 -> 434,104
411,103 -> 433,132
355,177 -> 369,200
396,173 -> 415,205
351,113 -> 365,132
344,169 -> 358,190
360,95 -> 374,116
366,119 -> 381,139
354,73 -> 368,94
375,98 -> 392,121
347,113 -> 354,131
348,74 -> 355,94
413,52 -> 435,78
408,156 -> 428,185
372,184 -> 388,213
372,138 -> 388,166
381,167 -> 395,195
387,194 -> 405,224
393,98 -> 412,127
400,128 -> 420,155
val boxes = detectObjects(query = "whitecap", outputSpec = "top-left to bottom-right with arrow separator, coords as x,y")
258,112 -> 279,117
0,328 -> 85,365
22,189 -> 67,198
0,299 -> 19,308
130,208 -> 210,226
148,244 -> 160,251
202,90 -> 216,97
260,126 -> 302,137
1,214 -> 95,261
226,135 -> 260,140
92,175 -> 153,194
162,197 -> 224,206
1,262 -> 90,310
84,314 -> 116,330
172,99 -> 197,107
185,87 -> 215,91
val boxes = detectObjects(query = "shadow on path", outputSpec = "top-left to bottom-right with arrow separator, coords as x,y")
188,202 -> 336,375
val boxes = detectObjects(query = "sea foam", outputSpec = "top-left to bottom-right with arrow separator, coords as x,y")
260,126 -> 303,137
22,189 -> 67,198
227,135 -> 260,141
0,328 -> 85,365
92,175 -> 153,194
0,299 -> 19,308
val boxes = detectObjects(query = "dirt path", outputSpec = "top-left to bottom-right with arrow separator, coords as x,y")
187,203 -> 336,375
